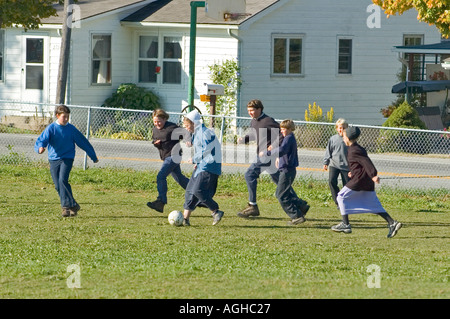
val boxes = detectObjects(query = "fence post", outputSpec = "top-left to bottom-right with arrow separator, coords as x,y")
83,106 -> 92,170
219,115 -> 226,143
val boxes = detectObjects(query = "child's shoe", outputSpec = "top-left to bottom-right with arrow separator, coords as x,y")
237,204 -> 260,218
69,203 -> 81,217
287,216 -> 306,226
147,199 -> 165,213
331,222 -> 352,233
387,221 -> 402,238
62,207 -> 71,217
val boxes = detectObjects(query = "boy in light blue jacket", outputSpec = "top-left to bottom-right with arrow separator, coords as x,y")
35,105 -> 99,217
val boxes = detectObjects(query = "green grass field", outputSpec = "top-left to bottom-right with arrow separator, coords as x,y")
0,163 -> 448,299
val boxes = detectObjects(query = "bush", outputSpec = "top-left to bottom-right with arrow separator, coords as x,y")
379,101 -> 429,154
382,101 -> 426,129
102,83 -> 160,110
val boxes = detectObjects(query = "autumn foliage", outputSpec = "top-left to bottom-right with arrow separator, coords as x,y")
372,0 -> 450,38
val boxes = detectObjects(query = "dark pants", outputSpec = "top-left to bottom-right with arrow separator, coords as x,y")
328,166 -> 350,206
245,160 -> 279,203
157,156 -> 189,204
276,168 -> 307,219
184,170 -> 219,211
49,158 -> 75,208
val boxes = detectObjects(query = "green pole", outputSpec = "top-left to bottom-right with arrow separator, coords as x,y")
188,1 -> 206,111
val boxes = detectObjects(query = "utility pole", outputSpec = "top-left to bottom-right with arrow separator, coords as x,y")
55,0 -> 74,105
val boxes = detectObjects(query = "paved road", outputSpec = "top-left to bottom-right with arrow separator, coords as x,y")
1,133 -> 449,189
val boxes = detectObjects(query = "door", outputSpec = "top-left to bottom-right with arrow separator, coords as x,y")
22,34 -> 49,106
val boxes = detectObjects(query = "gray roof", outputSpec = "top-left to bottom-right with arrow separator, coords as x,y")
41,0 -> 151,24
122,0 -> 279,25
40,0 -> 279,25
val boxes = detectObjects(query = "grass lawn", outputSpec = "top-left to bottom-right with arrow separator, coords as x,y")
0,164 -> 448,299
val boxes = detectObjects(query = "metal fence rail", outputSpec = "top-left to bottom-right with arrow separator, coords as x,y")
1,100 -> 449,193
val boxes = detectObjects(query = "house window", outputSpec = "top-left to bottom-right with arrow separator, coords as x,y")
272,35 -> 303,75
91,34 -> 111,85
0,30 -> 4,81
403,34 -> 423,80
138,35 -> 182,85
338,39 -> 352,74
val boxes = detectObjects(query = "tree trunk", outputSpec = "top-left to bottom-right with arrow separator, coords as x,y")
55,0 -> 74,105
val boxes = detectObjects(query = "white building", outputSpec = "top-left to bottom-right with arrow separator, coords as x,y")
0,0 -> 442,125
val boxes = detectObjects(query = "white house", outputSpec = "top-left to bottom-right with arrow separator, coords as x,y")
0,0 -> 443,125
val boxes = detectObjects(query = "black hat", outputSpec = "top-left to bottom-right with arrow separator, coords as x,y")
345,126 -> 361,140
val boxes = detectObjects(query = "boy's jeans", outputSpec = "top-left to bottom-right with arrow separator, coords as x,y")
276,168 -> 308,219
49,158 -> 75,208
244,160 -> 279,203
157,156 -> 189,204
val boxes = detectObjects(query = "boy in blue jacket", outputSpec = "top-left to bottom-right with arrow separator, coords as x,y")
261,119 -> 309,225
181,109 -> 224,226
35,105 -> 99,217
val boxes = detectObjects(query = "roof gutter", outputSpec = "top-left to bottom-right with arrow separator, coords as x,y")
120,21 -> 239,30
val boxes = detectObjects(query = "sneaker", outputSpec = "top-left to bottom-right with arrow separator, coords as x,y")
61,207 -> 71,217
183,218 -> 190,226
212,210 -> 224,226
146,199 -> 165,213
287,216 -> 306,226
331,222 -> 352,233
69,203 -> 80,217
237,204 -> 260,218
387,221 -> 402,238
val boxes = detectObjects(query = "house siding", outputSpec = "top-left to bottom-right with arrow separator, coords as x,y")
238,0 -> 442,125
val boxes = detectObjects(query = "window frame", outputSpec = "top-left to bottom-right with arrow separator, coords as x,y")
337,37 -> 353,76
91,33 -> 112,86
0,30 -> 4,82
137,33 -> 184,87
403,34 -> 424,81
271,33 -> 304,77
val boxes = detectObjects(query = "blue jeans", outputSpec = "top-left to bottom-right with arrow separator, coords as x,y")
244,160 -> 279,203
49,158 -> 75,208
276,168 -> 308,219
157,156 -> 189,204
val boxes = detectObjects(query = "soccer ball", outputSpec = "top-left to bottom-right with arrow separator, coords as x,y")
168,210 -> 184,226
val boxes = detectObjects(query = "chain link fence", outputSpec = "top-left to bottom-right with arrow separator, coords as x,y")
1,100 -> 449,195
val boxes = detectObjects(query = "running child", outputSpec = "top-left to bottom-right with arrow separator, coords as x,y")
332,126 -> 402,238
147,109 -> 190,213
34,105 -> 99,217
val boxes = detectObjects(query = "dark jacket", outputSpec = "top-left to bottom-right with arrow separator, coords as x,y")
152,121 -> 188,160
267,132 -> 299,172
244,113 -> 283,153
345,142 -> 377,191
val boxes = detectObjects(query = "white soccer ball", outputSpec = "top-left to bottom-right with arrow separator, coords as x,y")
168,210 -> 184,226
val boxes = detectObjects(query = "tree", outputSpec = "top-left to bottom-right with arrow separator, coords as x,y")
0,0 -> 63,30
372,0 -> 450,38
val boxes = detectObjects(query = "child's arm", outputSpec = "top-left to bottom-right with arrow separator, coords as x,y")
72,127 -> 99,163
34,126 -> 51,154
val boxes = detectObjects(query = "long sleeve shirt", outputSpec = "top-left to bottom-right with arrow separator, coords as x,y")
345,142 -> 377,191
244,113 -> 283,154
267,132 -> 299,172
152,121 -> 188,160
192,123 -> 221,177
323,134 -> 349,170
34,121 -> 98,162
